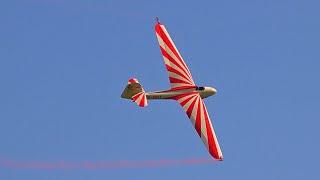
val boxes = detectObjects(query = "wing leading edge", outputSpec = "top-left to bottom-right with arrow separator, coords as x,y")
172,92 -> 223,160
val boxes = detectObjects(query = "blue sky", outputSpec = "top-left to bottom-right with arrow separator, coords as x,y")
1,0 -> 319,179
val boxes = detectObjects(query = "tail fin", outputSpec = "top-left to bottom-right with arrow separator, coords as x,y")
121,78 -> 148,107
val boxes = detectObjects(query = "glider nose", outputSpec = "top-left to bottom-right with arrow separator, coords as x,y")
208,87 -> 217,95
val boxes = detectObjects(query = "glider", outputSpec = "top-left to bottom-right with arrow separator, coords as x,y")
121,18 -> 223,160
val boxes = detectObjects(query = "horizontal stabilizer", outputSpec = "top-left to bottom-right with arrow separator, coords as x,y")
132,92 -> 148,107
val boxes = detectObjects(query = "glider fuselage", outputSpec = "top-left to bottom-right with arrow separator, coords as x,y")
146,86 -> 217,100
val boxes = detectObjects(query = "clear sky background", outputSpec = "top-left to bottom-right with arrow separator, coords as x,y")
1,0 -> 320,179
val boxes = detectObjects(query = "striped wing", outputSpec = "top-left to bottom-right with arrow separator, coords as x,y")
155,22 -> 196,90
172,92 -> 223,160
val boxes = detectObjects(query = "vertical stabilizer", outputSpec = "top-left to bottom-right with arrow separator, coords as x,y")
121,78 -> 148,107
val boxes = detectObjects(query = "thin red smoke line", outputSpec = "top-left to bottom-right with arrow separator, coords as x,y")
0,157 -> 218,170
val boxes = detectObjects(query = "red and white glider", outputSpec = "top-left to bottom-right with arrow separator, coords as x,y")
121,19 -> 223,160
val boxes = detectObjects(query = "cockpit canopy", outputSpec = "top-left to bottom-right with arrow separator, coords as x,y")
196,86 -> 205,91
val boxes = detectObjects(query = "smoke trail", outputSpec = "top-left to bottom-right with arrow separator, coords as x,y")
0,157 -> 218,170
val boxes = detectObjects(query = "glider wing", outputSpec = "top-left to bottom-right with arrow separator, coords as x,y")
172,92 -> 223,160
155,22 -> 196,90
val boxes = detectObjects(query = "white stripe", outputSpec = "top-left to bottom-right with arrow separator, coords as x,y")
203,102 -> 223,157
160,25 -> 194,81
182,95 -> 197,111
168,71 -> 192,84
161,25 -> 184,64
135,93 -> 144,105
182,95 -> 198,125
189,95 -> 200,127
171,83 -> 191,88
199,98 -> 208,148
157,33 -> 192,80
156,33 -> 194,84
144,95 -> 148,106
162,56 -> 192,85
132,92 -> 140,100
157,33 -> 189,76
177,93 -> 197,103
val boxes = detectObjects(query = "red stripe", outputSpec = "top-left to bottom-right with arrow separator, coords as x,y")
186,96 -> 198,118
132,92 -> 143,101
128,78 -> 139,84
195,97 -> 202,136
139,94 -> 145,107
155,24 -> 192,79
180,94 -> 197,107
202,101 -> 220,159
166,65 -> 192,84
169,77 -> 191,85
160,46 -> 192,82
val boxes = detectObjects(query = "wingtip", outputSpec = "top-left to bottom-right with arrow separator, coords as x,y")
155,17 -> 161,24
211,153 -> 224,161
217,156 -> 224,161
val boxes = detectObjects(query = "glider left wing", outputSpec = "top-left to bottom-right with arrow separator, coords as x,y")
155,22 -> 196,90
172,92 -> 223,160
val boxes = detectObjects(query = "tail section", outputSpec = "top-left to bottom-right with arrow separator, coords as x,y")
121,78 -> 148,107
132,92 -> 148,107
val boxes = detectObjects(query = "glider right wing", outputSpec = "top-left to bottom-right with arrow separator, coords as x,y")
172,92 -> 223,160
